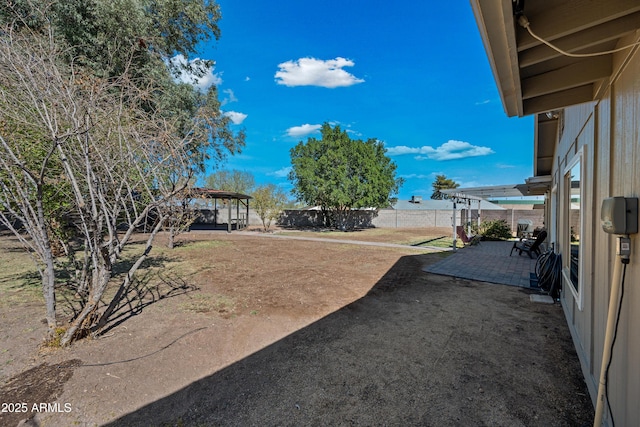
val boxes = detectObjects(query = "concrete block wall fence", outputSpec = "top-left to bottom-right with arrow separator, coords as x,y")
260,209 -> 544,231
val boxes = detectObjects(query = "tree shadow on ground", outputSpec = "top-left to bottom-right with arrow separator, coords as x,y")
58,253 -> 199,336
92,268 -> 199,336
411,235 -> 447,247
0,270 -> 41,289
104,252 -> 593,427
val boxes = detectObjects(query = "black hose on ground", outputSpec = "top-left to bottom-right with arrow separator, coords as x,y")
535,249 -> 562,299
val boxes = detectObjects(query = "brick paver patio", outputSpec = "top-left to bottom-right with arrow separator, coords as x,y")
424,240 -> 538,288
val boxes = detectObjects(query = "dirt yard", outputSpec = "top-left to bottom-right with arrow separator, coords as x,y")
0,228 -> 594,426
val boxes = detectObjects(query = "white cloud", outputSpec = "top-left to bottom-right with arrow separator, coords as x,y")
195,71 -> 223,91
287,123 -> 322,138
223,111 -> 248,125
221,89 -> 238,105
399,173 -> 436,179
386,145 -> 422,156
386,140 -> 494,161
275,57 -> 365,88
268,167 -> 292,178
457,180 -> 484,188
170,54 -> 222,91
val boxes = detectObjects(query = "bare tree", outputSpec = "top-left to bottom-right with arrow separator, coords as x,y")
162,187 -> 198,249
252,184 -> 287,231
54,83 -> 197,345
0,24 -> 75,334
0,18 -> 215,345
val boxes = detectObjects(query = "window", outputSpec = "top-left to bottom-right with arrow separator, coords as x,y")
563,150 -> 583,309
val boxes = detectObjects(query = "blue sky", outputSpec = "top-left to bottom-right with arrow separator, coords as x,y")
189,0 -> 535,201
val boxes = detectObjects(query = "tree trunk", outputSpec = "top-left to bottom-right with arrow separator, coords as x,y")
60,215 -> 167,346
60,264 -> 110,347
42,254 -> 57,333
168,224 -> 175,249
335,207 -> 351,231
94,245 -> 152,332
94,215 -> 166,333
76,242 -> 90,298
36,197 -> 57,334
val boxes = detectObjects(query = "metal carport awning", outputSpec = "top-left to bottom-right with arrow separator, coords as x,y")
441,178 -> 552,199
190,188 -> 252,233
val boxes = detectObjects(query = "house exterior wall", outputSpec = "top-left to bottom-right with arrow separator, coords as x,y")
551,45 -> 640,425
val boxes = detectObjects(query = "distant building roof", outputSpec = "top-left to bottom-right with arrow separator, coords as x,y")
391,198 -> 505,211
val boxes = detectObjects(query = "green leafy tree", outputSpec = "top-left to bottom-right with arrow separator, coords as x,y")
0,0 -> 243,169
1,0 -> 222,80
205,170 -> 255,194
252,184 -> 287,231
289,123 -> 402,230
431,174 -> 459,200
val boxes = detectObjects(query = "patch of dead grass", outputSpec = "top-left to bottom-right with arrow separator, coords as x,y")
275,227 -> 454,246
0,239 -> 43,306
179,292 -> 236,316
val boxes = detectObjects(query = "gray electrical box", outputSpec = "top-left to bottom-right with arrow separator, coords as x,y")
601,197 -> 638,235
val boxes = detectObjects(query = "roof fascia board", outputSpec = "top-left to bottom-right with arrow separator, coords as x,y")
471,0 -> 523,117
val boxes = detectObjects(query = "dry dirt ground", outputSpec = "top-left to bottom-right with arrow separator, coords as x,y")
0,228 -> 593,426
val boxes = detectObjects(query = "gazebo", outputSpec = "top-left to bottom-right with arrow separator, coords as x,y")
189,188 -> 252,233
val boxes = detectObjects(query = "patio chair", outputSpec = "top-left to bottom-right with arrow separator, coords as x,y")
516,219 -> 534,238
510,230 -> 547,258
456,226 -> 481,246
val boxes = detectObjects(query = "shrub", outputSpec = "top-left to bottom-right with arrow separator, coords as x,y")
474,219 -> 512,240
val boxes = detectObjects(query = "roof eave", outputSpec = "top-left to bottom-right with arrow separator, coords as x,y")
471,0 -> 523,117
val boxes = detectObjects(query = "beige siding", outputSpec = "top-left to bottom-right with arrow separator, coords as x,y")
556,106 -> 595,385
593,94 -> 612,399
610,46 -> 640,424
553,44 -> 640,425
